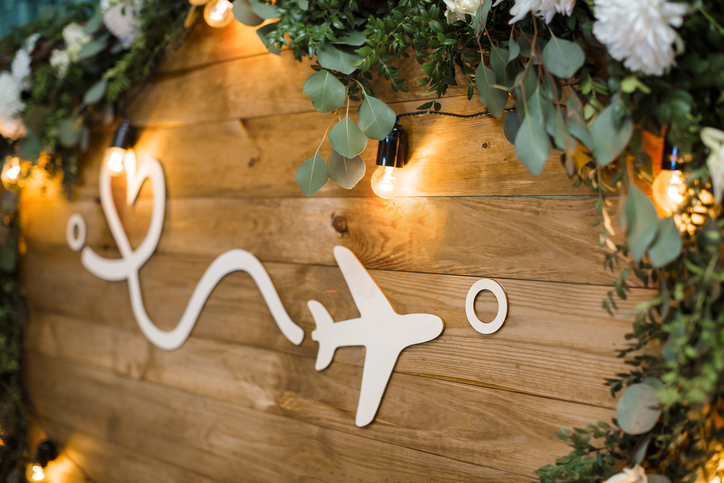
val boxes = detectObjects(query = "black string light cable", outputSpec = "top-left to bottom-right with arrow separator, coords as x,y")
396,105 -> 517,120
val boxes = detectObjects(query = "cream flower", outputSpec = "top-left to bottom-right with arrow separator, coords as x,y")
11,33 -> 40,87
494,0 -> 575,24
50,49 -> 71,78
0,72 -> 26,140
101,0 -> 141,49
702,127 -> 724,203
603,466 -> 647,483
62,23 -> 91,61
443,0 -> 484,23
593,0 -> 688,76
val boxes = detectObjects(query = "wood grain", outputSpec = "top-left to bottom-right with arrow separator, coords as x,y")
23,246 -> 651,408
25,353 -> 531,482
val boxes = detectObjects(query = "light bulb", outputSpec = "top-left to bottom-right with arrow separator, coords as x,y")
31,465 -> 44,481
103,147 -> 126,176
371,166 -> 404,199
652,169 -> 686,215
1,157 -> 28,190
204,0 -> 234,28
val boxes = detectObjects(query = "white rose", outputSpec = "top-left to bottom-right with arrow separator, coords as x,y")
50,49 -> 71,78
62,23 -> 92,61
101,0 -> 141,49
702,127 -> 724,203
0,72 -> 26,140
443,0 -> 484,23
603,466 -> 648,483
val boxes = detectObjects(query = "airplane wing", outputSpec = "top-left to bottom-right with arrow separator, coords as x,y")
354,345 -> 402,427
333,246 -> 396,319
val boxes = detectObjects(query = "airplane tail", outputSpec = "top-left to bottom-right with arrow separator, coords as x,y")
308,300 -> 337,371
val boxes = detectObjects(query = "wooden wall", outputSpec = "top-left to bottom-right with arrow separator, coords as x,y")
19,21 -> 651,482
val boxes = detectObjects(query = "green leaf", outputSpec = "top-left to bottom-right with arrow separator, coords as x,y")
83,12 -> 104,35
317,43 -> 362,75
542,35 -> 585,78
590,104 -> 633,166
546,106 -> 573,152
503,110 -> 520,144
18,136 -> 41,161
58,117 -> 80,148
327,151 -> 365,189
256,23 -> 281,55
476,63 -> 508,118
490,44 -> 509,83
474,0 -> 492,36
508,30 -> 520,62
295,154 -> 328,196
302,70 -> 346,114
527,87 -> 551,127
515,115 -> 551,175
648,216 -> 682,267
83,79 -> 108,105
77,39 -> 106,61
616,380 -> 662,434
358,96 -> 396,140
329,116 -> 367,158
233,0 -> 264,26
566,96 -> 593,150
625,185 -> 658,261
631,432 -> 652,466
0,235 -> 17,273
250,0 -> 279,19
333,30 -> 367,46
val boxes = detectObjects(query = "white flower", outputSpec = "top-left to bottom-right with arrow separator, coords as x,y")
62,23 -> 91,61
603,466 -> 648,483
0,72 -> 26,140
101,0 -> 141,49
593,0 -> 688,76
494,0 -> 575,23
702,127 -> 724,203
443,0 -> 483,23
50,49 -> 71,78
10,33 -> 40,87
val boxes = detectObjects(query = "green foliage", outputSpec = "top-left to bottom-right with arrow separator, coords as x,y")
295,153 -> 328,196
327,151 -> 365,188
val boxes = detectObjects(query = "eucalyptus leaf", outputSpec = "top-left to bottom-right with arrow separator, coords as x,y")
490,44 -> 509,83
250,0 -> 279,19
257,23 -> 281,55
0,236 -> 17,273
317,43 -> 362,75
332,30 -> 367,46
625,184 -> 658,261
631,432 -> 652,466
302,70 -> 346,114
476,63 -> 508,118
295,154 -> 328,196
298,0 -> 309,9
233,0 -> 264,26
515,115 -> 551,175
648,216 -> 683,267
329,116 -> 368,158
58,118 -> 80,148
358,96 -> 396,140
18,136 -> 41,161
616,381 -> 663,435
546,106 -> 572,152
327,151 -> 365,189
83,12 -> 104,35
542,35 -> 585,78
474,0 -> 492,36
83,79 -> 108,105
508,30 -> 520,62
79,125 -> 90,152
590,104 -> 634,166
77,39 -> 106,61
527,87 -> 551,127
503,110 -> 520,144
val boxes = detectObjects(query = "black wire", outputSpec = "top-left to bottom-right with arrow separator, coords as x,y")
396,106 -> 516,120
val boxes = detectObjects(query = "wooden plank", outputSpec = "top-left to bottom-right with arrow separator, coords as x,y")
127,50 -> 468,127
33,100 -> 581,200
23,247 -> 651,408
27,421 -> 214,483
20,193 -> 619,285
25,353 -> 530,482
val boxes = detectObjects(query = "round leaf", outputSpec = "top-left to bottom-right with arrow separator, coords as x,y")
514,115 -> 551,175
476,63 -> 507,118
303,70 -> 346,114
84,79 -> 108,105
590,104 -> 633,167
332,30 -> 367,46
625,184 -> 658,261
77,39 -> 107,61
616,381 -> 663,435
542,36 -> 585,79
648,216 -> 683,267
295,154 -> 328,196
327,151 -> 365,189
58,118 -> 81,148
358,96 -> 396,140
329,116 -> 367,158
233,0 -> 264,26
249,0 -> 279,19
503,110 -> 520,144
317,43 -> 361,75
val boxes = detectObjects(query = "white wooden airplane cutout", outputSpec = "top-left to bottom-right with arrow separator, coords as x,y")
307,246 -> 444,427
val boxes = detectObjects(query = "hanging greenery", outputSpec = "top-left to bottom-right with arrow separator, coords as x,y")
0,0 -> 723,481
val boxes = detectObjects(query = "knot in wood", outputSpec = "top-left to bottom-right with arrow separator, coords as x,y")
332,215 -> 348,234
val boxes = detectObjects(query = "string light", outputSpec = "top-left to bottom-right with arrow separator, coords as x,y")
103,119 -> 134,176
372,122 -> 407,199
31,465 -> 44,481
652,143 -> 690,215
203,0 -> 235,28
25,440 -> 57,482
1,156 -> 30,191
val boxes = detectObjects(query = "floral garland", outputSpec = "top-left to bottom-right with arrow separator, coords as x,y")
1,0 -> 723,481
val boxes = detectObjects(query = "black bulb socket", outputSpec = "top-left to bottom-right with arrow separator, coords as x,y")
376,123 -> 408,168
111,119 -> 134,149
35,440 -> 59,468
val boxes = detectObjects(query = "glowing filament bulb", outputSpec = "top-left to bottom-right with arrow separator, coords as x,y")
32,465 -> 44,481
652,170 -> 686,215
1,157 -> 27,190
371,166 -> 404,199
204,0 -> 234,28
104,147 -> 126,176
